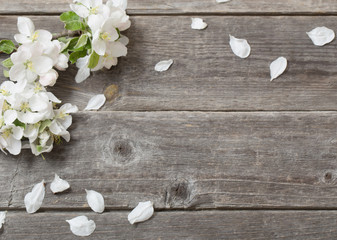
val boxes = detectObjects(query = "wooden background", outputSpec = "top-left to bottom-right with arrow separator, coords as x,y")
1,0 -> 337,239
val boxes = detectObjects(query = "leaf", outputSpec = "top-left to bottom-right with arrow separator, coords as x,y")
306,26 -> 335,46
39,120 -> 52,133
229,35 -> 251,59
3,70 -> 9,78
69,49 -> 87,64
87,51 -> 100,69
24,180 -> 45,214
0,212 -> 6,229
62,37 -> 79,52
13,119 -> 25,129
191,18 -> 208,30
60,11 -> 80,23
66,216 -> 96,237
154,59 -> 173,72
84,94 -> 106,111
73,34 -> 88,50
58,37 -> 68,43
0,40 -> 16,54
50,174 -> 70,194
128,201 -> 154,224
2,58 -> 13,69
85,189 -> 105,213
65,21 -> 85,31
270,57 -> 287,82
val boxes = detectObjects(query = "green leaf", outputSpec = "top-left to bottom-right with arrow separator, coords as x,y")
69,49 -> 87,64
2,58 -> 13,69
58,37 -> 68,43
3,70 -> 9,78
88,51 -> 100,69
65,21 -> 85,31
13,119 -> 25,129
73,34 -> 88,50
39,120 -> 52,133
60,11 -> 80,22
61,37 -> 79,53
0,40 -> 16,54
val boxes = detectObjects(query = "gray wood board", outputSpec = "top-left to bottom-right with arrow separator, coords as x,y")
2,0 -> 337,14
1,112 -> 337,209
2,210 -> 337,239
2,16 -> 337,111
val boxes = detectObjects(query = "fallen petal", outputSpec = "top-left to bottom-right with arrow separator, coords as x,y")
307,26 -> 335,46
0,212 -> 6,229
191,18 -> 208,30
84,94 -> 106,111
66,216 -> 96,237
229,35 -> 251,59
128,201 -> 154,224
24,180 -> 45,214
270,57 -> 288,81
155,59 -> 173,72
50,174 -> 70,194
86,189 -> 105,213
216,0 -> 231,2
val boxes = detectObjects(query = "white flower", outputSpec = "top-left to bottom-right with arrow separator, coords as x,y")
70,0 -> 109,18
9,43 -> 53,83
14,17 -> 52,45
30,130 -> 54,156
39,69 -> 59,87
43,40 -> 69,71
0,124 -> 24,155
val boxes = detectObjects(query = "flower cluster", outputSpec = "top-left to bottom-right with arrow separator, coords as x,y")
62,0 -> 130,83
0,17 -> 78,156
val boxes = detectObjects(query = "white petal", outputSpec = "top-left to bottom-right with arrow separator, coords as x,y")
119,35 -> 129,46
4,110 -> 17,125
93,37 -> 107,56
88,14 -> 105,34
39,69 -> 59,87
307,26 -> 335,46
107,0 -> 128,10
66,216 -> 96,237
6,137 -> 21,155
270,57 -> 287,81
75,66 -> 91,83
70,4 -> 90,18
50,174 -> 70,193
14,33 -> 31,44
216,0 -> 231,2
0,212 -> 6,229
24,180 -> 45,214
84,94 -> 106,111
12,126 -> 24,140
85,189 -> 105,213
32,56 -> 53,75
17,17 -> 35,36
128,201 -> 154,224
60,103 -> 79,114
229,35 -> 251,58
108,42 -> 127,57
155,59 -> 173,72
35,30 -> 52,43
191,18 -> 207,30
46,92 -> 61,103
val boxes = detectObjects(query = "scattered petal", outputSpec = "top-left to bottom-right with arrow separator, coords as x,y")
191,18 -> 208,30
84,94 -> 106,111
50,174 -> 70,194
229,35 -> 251,58
270,57 -> 288,81
216,0 -> 231,2
66,216 -> 96,237
85,190 -> 105,213
307,26 -> 335,46
0,212 -> 6,229
24,180 -> 45,214
155,59 -> 173,72
128,201 -> 154,224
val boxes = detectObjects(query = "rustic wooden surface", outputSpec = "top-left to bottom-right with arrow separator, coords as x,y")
1,0 -> 337,239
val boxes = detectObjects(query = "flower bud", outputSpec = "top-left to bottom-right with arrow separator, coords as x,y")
39,69 -> 58,86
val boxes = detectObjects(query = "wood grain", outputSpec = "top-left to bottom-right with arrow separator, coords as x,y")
3,0 -> 337,15
3,210 -> 337,239
1,112 -> 337,210
3,15 -> 337,111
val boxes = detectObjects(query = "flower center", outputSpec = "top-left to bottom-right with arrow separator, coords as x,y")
100,32 -> 111,41
24,60 -> 34,71
0,89 -> 10,96
2,101 -> 10,112
90,6 -> 99,15
34,82 -> 43,93
2,128 -> 12,139
20,102 -> 30,112
31,32 -> 39,42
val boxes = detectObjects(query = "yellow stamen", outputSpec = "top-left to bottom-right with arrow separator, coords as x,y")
100,32 -> 111,41
20,102 -> 30,112
31,32 -> 39,41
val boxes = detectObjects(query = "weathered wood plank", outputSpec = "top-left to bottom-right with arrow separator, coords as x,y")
3,210 -> 337,239
2,0 -> 337,14
1,112 -> 337,209
2,15 -> 337,111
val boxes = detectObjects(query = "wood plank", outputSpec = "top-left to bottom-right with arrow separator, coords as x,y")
1,112 -> 337,209
3,0 -> 337,15
3,210 -> 337,239
2,15 -> 337,111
